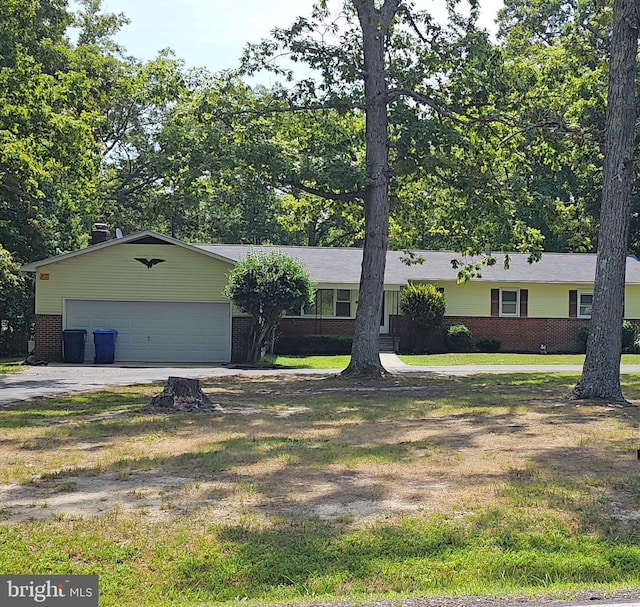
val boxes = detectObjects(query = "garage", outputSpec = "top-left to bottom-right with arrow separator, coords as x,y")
64,300 -> 231,363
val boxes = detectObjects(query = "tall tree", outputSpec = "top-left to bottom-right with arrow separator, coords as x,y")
0,0 -> 103,261
344,0 -> 395,376
243,1 -> 544,376
497,0 -> 610,249
570,0 -> 639,401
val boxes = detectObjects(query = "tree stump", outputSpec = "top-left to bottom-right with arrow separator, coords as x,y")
148,377 -> 222,413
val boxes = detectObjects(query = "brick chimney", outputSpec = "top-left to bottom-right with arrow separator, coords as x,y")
90,223 -> 111,245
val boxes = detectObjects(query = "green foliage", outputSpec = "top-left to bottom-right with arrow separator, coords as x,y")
476,337 -> 502,353
445,323 -> 476,353
579,321 -> 639,354
274,334 -> 353,355
496,0 -> 615,255
225,251 -> 314,362
622,320 -> 638,353
0,246 -> 32,356
578,324 -> 590,353
265,354 -> 351,369
399,283 -> 446,332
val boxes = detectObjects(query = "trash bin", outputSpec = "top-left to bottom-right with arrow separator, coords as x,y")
93,329 -> 118,364
62,329 -> 87,363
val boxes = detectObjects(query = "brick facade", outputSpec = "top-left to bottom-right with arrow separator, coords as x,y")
34,314 -> 63,362
232,316 -> 357,362
391,315 -> 587,353
231,317 -> 253,363
278,317 -> 356,336
34,312 -> 588,363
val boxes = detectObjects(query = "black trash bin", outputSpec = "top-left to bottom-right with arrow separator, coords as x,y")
93,329 -> 118,364
62,329 -> 87,363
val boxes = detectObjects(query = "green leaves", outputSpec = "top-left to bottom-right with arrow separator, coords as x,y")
225,251 -> 314,362
399,282 -> 445,331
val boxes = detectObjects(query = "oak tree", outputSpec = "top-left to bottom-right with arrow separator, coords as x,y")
570,0 -> 639,402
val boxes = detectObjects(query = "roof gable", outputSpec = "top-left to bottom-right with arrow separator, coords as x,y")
20,230 -> 236,271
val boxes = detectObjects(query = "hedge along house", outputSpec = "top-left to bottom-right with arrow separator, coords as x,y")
21,229 -> 640,363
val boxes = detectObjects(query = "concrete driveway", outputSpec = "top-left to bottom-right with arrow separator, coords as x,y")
2,355 -> 640,406
0,362 -> 343,406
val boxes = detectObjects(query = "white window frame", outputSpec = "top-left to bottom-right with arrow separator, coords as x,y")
578,291 -> 593,319
335,289 -> 352,318
287,289 -> 355,318
500,289 -> 520,317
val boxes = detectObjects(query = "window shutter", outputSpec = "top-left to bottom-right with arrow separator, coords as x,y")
520,289 -> 528,317
569,290 -> 577,317
491,289 -> 500,316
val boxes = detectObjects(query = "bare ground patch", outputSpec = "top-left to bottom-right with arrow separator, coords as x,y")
1,373 -> 639,529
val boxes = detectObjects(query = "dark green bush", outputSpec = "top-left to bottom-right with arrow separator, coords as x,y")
578,321 -> 639,354
577,324 -> 590,353
622,320 -> 638,352
399,282 -> 445,331
444,323 -> 476,352
476,337 -> 501,352
274,334 -> 352,355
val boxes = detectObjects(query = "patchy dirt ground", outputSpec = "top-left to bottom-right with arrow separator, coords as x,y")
1,373 -> 639,527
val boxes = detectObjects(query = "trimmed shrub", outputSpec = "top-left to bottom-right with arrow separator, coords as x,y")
476,337 -> 501,353
399,283 -> 445,331
578,324 -> 590,353
622,320 -> 638,352
225,251 -> 314,362
274,334 -> 352,355
578,321 -> 639,354
444,323 -> 476,352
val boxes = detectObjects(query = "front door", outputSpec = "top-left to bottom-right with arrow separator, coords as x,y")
379,292 -> 388,334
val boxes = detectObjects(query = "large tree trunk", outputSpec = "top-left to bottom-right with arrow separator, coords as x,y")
343,0 -> 401,378
571,0 -> 638,402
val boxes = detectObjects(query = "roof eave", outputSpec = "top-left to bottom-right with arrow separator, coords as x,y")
20,230 -> 237,272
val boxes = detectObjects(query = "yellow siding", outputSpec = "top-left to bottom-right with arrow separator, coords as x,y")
438,281 -> 633,318
439,281 -> 490,316
35,244 -> 233,315
625,285 -> 640,319
527,284 -> 575,318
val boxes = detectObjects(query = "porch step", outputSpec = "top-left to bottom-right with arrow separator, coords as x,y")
378,334 -> 396,353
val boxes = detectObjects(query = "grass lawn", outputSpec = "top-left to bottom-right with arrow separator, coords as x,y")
265,354 -> 351,368
0,358 -> 26,374
261,353 -> 640,369
2,373 -> 640,606
399,352 -> 640,366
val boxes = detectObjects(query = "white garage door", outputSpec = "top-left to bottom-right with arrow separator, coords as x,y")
65,300 -> 231,363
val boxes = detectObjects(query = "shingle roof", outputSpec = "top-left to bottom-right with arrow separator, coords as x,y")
195,244 -> 640,285
21,228 -> 640,286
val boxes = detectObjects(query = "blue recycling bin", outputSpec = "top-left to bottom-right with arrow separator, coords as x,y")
93,329 -> 118,364
62,329 -> 87,363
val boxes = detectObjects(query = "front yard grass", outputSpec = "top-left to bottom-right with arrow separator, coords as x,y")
0,358 -> 26,374
1,373 -> 640,606
263,353 -> 640,369
265,354 -> 351,368
399,353 -> 640,366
